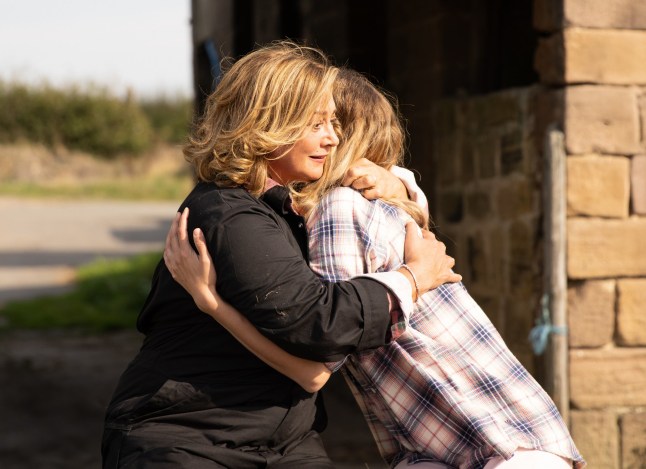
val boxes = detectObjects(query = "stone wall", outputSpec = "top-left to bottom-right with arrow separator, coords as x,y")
430,88 -> 542,374
535,0 -> 646,467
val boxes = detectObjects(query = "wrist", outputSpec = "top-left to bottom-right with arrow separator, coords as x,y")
194,287 -> 219,315
397,264 -> 419,302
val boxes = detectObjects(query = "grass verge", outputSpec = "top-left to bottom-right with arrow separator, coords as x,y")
0,174 -> 194,201
0,252 -> 162,332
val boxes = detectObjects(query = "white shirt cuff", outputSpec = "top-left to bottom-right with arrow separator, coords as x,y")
390,165 -> 429,217
356,271 -> 414,324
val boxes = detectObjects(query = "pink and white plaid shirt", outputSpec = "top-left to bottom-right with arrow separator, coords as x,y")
307,187 -> 585,469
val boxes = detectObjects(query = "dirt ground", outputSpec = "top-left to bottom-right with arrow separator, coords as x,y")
0,330 -> 385,469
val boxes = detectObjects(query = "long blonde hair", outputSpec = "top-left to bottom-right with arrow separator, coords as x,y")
294,68 -> 428,227
184,41 -> 338,197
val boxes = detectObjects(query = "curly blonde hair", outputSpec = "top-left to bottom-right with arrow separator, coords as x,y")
294,68 -> 428,227
184,41 -> 338,197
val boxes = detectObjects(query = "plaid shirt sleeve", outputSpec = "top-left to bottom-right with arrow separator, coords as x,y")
308,188 -> 412,342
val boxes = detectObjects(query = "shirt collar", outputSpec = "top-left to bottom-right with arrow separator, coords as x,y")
260,178 -> 296,216
263,177 -> 282,193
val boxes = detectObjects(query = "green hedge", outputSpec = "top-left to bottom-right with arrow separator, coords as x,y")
0,82 -> 193,158
0,252 -> 161,332
140,97 -> 193,144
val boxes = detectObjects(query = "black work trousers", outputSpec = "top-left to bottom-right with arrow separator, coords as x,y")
102,379 -> 333,469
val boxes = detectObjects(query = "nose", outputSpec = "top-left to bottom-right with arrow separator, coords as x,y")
323,121 -> 340,148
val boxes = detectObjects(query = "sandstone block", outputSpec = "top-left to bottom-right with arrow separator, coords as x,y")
438,190 -> 464,224
632,155 -> 646,215
501,131 -> 525,175
565,28 -> 646,85
564,0 -> 646,29
565,85 -> 640,155
617,279 -> 646,345
567,155 -> 630,218
472,91 -> 522,130
570,410 -> 619,469
497,178 -> 538,220
567,218 -> 646,278
509,220 -> 540,298
567,280 -> 615,347
475,135 -> 498,179
620,411 -> 646,469
488,226 -> 506,295
570,348 -> 646,408
433,134 -> 459,185
466,189 -> 492,220
466,232 -> 487,285
461,141 -> 475,183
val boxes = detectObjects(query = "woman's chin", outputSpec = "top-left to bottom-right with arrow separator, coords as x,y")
305,170 -> 325,182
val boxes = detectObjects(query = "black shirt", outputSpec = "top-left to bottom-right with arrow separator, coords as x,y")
106,182 -> 393,448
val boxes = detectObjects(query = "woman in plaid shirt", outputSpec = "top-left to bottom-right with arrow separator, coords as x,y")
165,68 -> 585,469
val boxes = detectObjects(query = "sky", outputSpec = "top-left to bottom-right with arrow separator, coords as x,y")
0,0 -> 193,98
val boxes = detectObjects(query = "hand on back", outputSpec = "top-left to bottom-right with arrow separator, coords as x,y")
342,158 -> 408,201
163,208 -> 220,315
400,222 -> 462,299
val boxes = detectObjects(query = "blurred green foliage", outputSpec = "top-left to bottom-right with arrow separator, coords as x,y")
0,81 -> 193,158
0,175 -> 194,201
0,252 -> 162,332
140,97 -> 193,144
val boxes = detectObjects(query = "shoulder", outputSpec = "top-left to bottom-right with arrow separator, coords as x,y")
323,186 -> 368,205
185,182 -> 257,211
308,187 -> 389,242
182,183 -> 275,231
315,187 -> 377,221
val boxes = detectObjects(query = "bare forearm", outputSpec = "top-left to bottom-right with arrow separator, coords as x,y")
206,300 -> 332,393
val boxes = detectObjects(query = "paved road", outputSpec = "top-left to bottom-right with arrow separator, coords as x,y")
0,196 -> 179,305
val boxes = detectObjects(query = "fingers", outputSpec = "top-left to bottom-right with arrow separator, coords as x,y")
341,170 -> 358,187
178,207 -> 189,242
164,211 -> 182,274
405,221 -> 419,231
341,158 -> 371,187
177,207 -> 192,257
165,212 -> 180,256
351,175 -> 377,191
404,222 -> 462,292
357,186 -> 381,200
193,227 -> 218,283
420,228 -> 437,240
404,221 -> 417,243
193,228 -> 208,257
164,208 -> 195,277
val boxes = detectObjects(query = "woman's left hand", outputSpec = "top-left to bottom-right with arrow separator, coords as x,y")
342,158 -> 408,201
163,207 -> 220,315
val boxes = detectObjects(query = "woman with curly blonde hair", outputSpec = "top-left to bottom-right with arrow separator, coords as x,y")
102,42 -> 459,469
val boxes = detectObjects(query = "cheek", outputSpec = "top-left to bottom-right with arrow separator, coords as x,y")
300,135 -> 320,153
